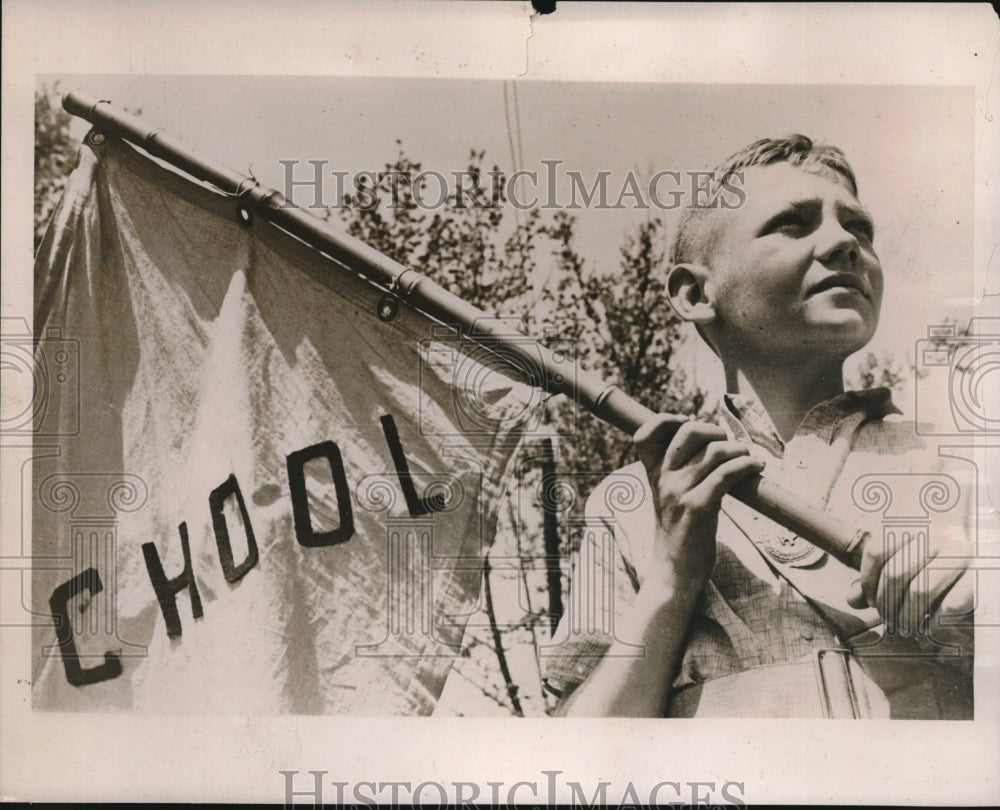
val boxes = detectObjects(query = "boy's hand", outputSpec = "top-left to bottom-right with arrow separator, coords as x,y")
847,533 -> 973,637
634,415 -> 765,589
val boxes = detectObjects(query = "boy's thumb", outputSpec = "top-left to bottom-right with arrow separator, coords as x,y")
846,578 -> 867,609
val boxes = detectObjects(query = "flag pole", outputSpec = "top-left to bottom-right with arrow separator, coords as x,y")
59,90 -> 867,570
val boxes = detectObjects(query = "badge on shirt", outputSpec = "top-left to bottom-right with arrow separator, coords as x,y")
745,512 -> 826,567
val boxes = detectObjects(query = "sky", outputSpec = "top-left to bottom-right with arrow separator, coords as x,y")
42,74 -> 977,412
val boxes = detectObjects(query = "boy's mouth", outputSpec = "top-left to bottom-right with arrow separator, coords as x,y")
806,273 -> 871,300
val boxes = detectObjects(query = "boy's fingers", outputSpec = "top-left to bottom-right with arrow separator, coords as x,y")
858,531 -> 896,610
633,413 -> 690,447
698,439 -> 754,471
685,455 -> 765,510
931,570 -> 974,625
671,440 -> 756,493
633,414 -> 690,472
896,558 -> 970,636
663,421 -> 730,470
858,539 -> 972,635
846,578 -> 866,609
874,543 -> 921,633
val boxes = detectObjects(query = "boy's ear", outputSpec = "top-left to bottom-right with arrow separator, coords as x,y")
666,263 -> 716,324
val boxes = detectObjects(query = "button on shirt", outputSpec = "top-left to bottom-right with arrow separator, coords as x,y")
544,389 -> 975,705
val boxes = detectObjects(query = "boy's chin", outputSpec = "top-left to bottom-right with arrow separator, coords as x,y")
810,316 -> 877,356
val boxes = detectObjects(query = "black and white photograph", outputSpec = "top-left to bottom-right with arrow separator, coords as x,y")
3,1 -> 999,805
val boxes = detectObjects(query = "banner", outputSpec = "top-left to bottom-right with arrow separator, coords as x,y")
30,134 -> 537,714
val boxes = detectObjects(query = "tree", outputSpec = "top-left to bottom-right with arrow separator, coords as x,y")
538,211 -> 705,477
34,84 -> 80,252
335,145 -> 538,326
846,350 -> 906,394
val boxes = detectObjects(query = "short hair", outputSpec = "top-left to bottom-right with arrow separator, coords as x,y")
670,134 -> 859,266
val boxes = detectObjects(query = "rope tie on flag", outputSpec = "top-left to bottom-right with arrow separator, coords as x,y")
233,176 -> 260,225
143,127 -> 166,151
377,269 -> 423,322
233,175 -> 260,200
389,268 -> 421,296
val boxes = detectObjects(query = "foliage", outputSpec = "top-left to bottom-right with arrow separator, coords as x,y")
846,350 -> 906,394
34,85 -> 79,252
539,210 -> 705,478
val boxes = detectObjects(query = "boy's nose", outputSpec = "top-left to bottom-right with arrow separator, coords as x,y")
815,222 -> 860,267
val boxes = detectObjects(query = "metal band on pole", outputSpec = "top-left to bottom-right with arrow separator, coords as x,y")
60,90 -> 866,570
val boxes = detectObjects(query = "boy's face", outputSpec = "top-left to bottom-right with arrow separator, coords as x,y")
703,162 -> 883,363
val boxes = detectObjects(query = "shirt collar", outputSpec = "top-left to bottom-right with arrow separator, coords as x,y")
719,387 -> 900,455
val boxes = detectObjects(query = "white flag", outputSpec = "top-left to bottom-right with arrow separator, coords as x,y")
31,134 -> 538,714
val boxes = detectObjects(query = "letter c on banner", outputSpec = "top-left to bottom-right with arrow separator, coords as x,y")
48,568 -> 123,686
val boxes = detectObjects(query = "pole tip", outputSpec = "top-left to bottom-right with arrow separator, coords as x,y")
62,90 -> 102,121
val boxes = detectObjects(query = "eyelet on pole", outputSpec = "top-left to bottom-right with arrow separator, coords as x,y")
234,176 -> 259,226
376,296 -> 399,322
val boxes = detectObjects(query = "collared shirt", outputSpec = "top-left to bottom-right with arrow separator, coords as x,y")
543,389 -> 975,713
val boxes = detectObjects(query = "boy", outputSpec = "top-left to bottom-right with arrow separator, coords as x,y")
548,135 -> 975,718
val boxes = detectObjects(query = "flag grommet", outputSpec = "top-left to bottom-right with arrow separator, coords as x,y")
376,296 -> 399,322
236,204 -> 253,226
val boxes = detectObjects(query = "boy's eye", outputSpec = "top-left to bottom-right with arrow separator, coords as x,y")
765,213 -> 809,235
